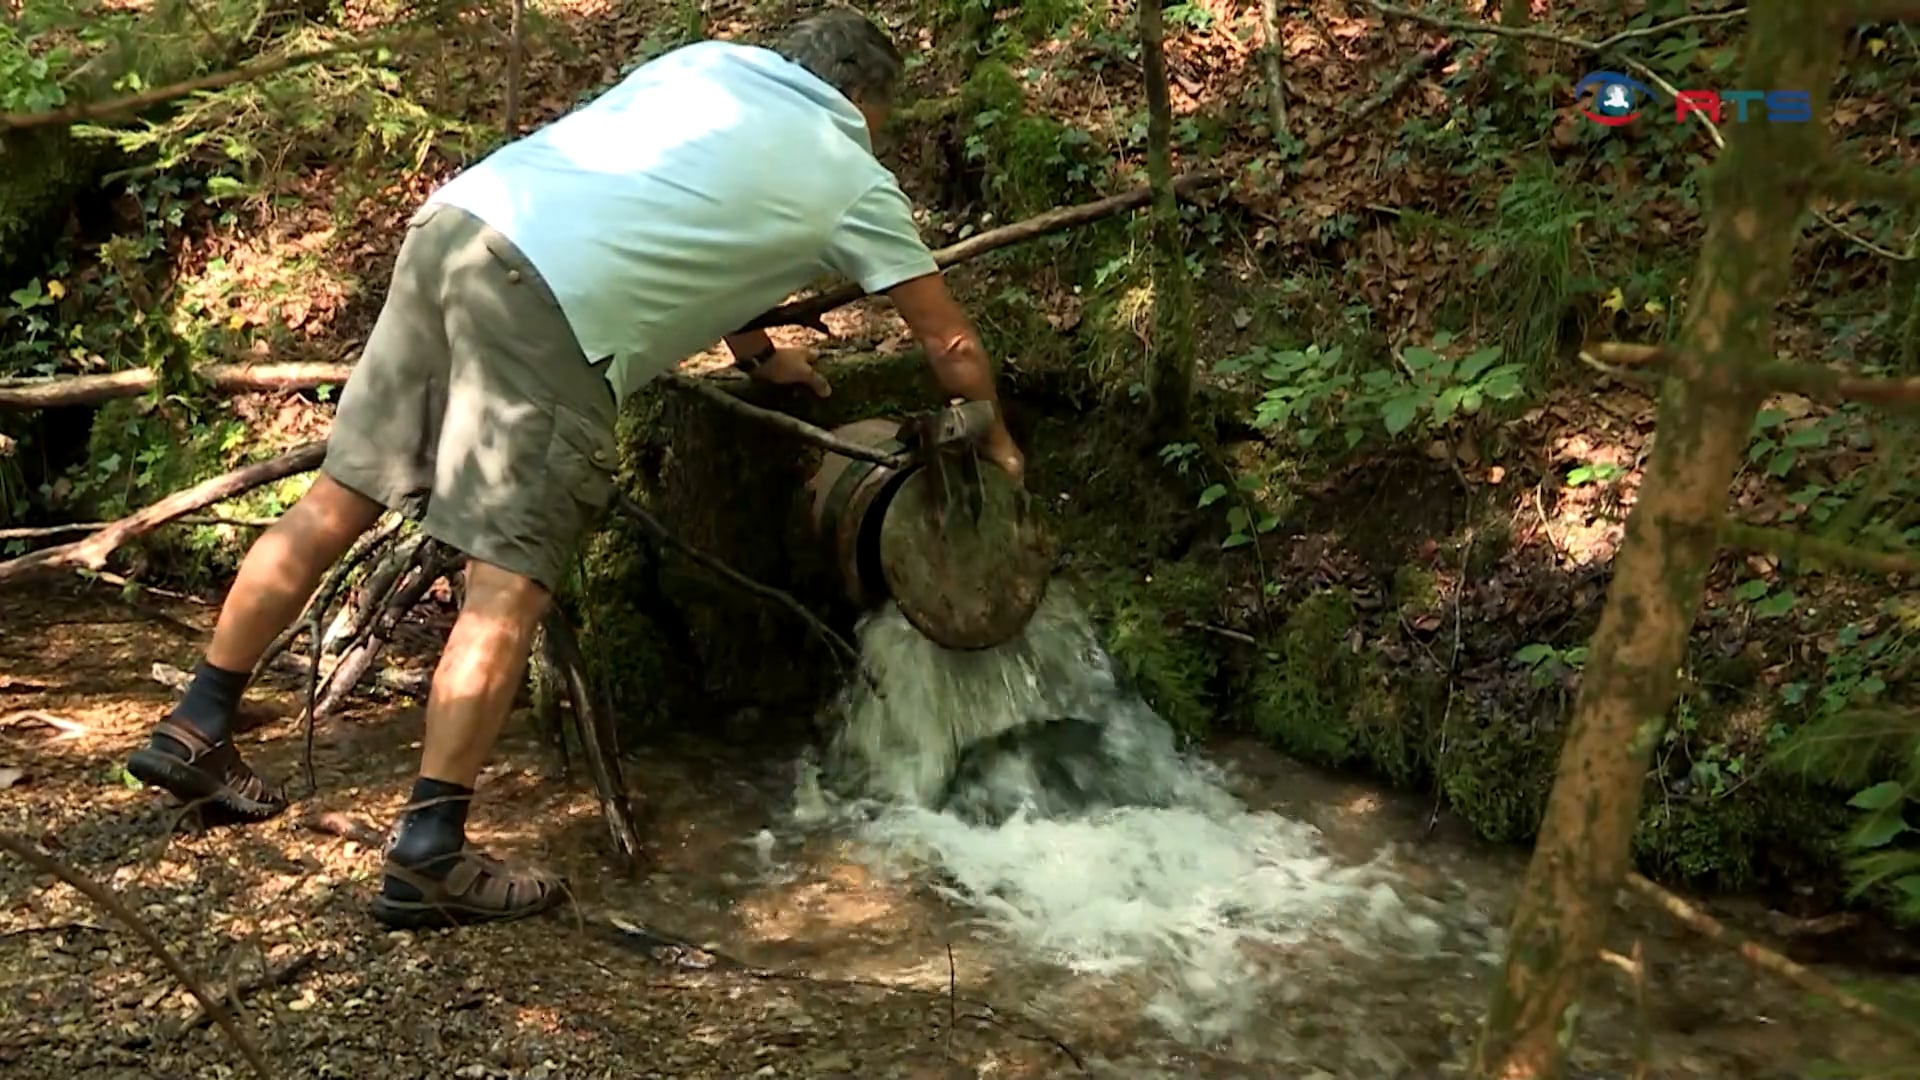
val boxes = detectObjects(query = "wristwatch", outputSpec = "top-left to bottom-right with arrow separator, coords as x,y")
733,340 -> 775,375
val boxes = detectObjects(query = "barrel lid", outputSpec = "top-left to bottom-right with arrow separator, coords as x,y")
877,454 -> 1054,651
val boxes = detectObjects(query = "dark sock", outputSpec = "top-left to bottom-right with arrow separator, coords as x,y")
382,777 -> 474,901
155,660 -> 250,754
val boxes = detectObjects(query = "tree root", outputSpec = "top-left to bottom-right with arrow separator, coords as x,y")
0,830 -> 273,1079
540,609 -> 644,869
660,375 -> 907,467
0,442 -> 325,586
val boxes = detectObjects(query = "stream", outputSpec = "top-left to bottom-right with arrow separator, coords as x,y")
602,589 -> 1896,1078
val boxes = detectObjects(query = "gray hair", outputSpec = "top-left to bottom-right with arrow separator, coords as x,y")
773,7 -> 904,106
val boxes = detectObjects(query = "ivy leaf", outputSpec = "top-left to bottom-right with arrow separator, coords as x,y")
1381,394 -> 1422,435
1222,533 -> 1252,550
1732,579 -> 1772,602
1753,589 -> 1798,619
1457,346 -> 1504,382
1226,505 -> 1250,532
1514,643 -> 1555,666
1849,781 -> 1906,811
1197,483 -> 1228,508
1849,808 -> 1910,850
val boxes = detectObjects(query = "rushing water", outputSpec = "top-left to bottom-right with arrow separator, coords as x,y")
799,588 -> 1479,1056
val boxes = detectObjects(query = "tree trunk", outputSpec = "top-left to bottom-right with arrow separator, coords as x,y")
1138,0 -> 1195,439
1468,4 -> 1847,1077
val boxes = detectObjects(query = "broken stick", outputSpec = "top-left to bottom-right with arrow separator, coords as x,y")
0,830 -> 273,1079
540,609 -> 644,867
0,442 -> 324,587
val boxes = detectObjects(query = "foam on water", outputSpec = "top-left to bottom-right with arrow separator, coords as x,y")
805,588 -> 1455,1047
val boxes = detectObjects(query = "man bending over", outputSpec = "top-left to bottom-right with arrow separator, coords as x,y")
124,6 -> 1025,929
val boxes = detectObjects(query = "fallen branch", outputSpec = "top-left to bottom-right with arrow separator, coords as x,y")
661,375 -> 907,467
311,538 -> 453,721
0,513 -> 279,541
0,362 -> 354,411
0,830 -> 273,1079
1721,522 -> 1920,576
540,610 -> 644,868
0,36 -> 412,131
1622,872 -> 1920,1045
608,491 -> 871,687
739,172 -> 1229,333
0,442 -> 324,587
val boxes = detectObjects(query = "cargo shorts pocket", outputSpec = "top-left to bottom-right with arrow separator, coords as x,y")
547,403 -> 618,513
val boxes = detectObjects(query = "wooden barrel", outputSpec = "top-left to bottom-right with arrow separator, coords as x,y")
805,420 -> 1054,650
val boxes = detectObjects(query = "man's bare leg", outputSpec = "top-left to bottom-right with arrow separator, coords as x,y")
127,474 -> 385,818
372,558 -> 564,927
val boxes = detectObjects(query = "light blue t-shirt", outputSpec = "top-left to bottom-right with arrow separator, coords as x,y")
426,40 -> 939,400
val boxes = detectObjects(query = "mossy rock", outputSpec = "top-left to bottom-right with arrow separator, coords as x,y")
955,61 -> 1101,219
1084,563 -> 1221,740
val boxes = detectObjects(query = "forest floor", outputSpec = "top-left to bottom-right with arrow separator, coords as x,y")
1,581 -> 1913,1079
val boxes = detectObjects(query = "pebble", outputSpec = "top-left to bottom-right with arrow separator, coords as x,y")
455,1065 -> 489,1079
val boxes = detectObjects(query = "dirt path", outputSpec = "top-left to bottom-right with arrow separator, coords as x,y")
0,581 -> 1913,1079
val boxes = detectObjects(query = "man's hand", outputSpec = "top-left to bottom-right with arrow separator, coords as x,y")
750,346 -> 832,398
981,421 -> 1025,484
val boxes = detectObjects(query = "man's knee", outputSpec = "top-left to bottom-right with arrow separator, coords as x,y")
460,557 -> 553,626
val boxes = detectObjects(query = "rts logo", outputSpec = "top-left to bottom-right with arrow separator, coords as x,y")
1573,70 -> 1813,126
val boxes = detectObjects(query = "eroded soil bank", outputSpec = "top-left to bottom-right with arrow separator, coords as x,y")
1,584 -> 1912,1079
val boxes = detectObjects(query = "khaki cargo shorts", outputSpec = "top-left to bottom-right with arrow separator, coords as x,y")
322,202 -> 619,593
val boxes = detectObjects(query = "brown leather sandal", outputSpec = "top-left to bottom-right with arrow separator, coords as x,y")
371,848 -> 568,929
125,719 -> 288,821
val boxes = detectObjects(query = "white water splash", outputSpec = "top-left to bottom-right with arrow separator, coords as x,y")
806,588 -> 1461,1049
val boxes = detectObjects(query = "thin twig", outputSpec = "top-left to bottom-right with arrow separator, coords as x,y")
0,830 -> 273,1079
256,513 -> 404,678
661,376 -> 907,467
604,916 -> 1086,1072
1623,872 -> 1920,1046
608,492 -> 872,688
179,951 -> 319,1034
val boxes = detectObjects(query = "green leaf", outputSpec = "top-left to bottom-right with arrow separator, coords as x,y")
1460,388 -> 1485,415
1457,346 -> 1504,381
1381,394 -> 1422,435
1767,449 -> 1797,477
1850,780 -> 1906,811
1753,589 -> 1798,619
1198,483 -> 1228,508
1236,473 -> 1263,491
1514,643 -> 1555,666
1226,505 -> 1250,531
1256,512 -> 1281,533
1432,386 -> 1464,424
1894,876 -> 1920,902
1851,809 -> 1910,850
1401,346 -> 1441,371
1222,532 -> 1252,549
1732,579 -> 1771,602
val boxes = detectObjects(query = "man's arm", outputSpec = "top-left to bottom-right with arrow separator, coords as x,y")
824,181 -> 1024,478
